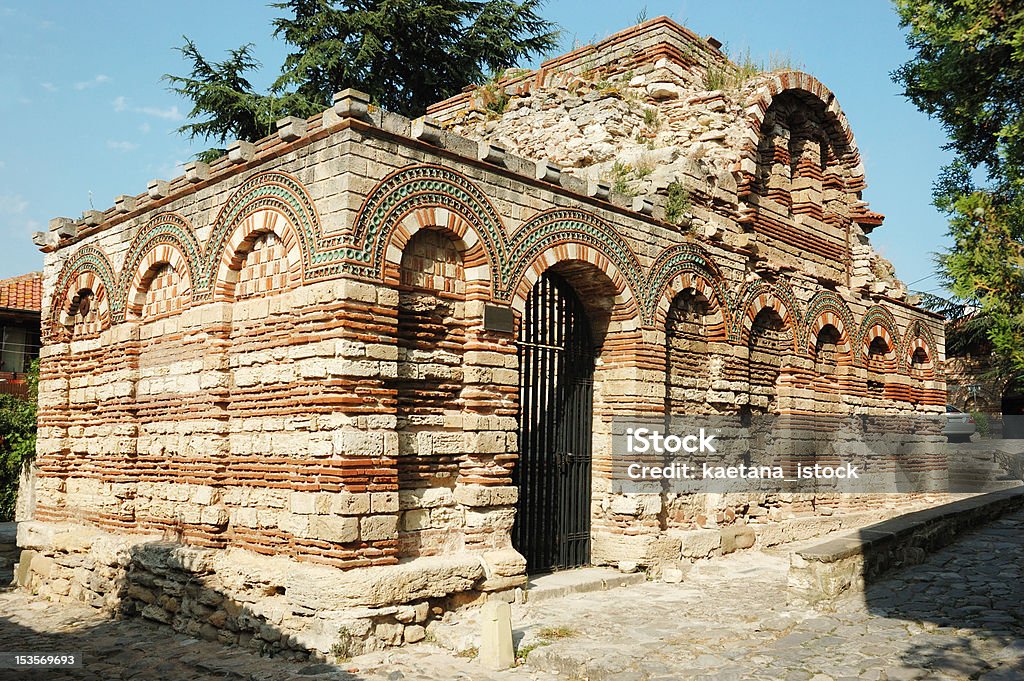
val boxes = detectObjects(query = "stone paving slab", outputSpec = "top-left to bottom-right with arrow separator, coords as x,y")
524,567 -> 646,602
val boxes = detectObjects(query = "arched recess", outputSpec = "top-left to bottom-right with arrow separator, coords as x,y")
739,72 -> 865,201
213,208 -> 304,301
349,164 -> 506,284
394,226 -> 471,558
814,325 -> 843,375
130,255 -> 195,467
664,286 -> 726,418
856,306 -> 901,365
215,207 -> 305,506
116,214 -> 201,321
647,243 -> 732,333
735,281 -> 802,353
509,242 -> 642,339
124,246 -> 194,320
203,170 -> 319,294
738,74 -> 873,276
745,306 -> 795,414
57,274 -> 112,341
899,319 -> 938,379
504,208 -> 645,315
804,292 -> 854,355
909,346 -> 933,376
48,246 -> 116,341
865,335 -> 894,397
806,301 -> 855,402
380,206 -> 493,300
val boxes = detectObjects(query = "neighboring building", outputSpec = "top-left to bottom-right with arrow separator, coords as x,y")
17,18 -> 945,658
0,272 -> 42,397
943,316 -> 1024,436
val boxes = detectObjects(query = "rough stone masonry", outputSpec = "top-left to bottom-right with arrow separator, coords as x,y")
16,16 -> 946,660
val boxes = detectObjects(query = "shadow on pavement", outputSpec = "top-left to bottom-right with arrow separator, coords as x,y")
859,512 -> 1024,678
0,541 -> 376,681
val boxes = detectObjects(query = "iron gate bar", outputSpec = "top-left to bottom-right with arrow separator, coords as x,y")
513,272 -> 595,573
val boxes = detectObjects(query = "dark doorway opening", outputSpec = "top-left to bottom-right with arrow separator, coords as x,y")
513,271 -> 595,573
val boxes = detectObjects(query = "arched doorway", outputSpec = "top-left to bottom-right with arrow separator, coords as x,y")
514,271 -> 595,573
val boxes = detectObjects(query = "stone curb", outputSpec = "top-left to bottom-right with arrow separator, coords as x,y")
788,486 -> 1024,608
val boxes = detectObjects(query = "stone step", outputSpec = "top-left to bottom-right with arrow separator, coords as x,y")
523,567 -> 646,604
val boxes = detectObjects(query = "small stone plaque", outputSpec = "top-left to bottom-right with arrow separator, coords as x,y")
483,305 -> 515,334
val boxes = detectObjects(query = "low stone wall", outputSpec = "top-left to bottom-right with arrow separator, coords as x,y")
788,486 -> 1024,609
14,520 -> 525,660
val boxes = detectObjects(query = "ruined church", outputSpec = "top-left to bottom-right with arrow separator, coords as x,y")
17,17 -> 944,657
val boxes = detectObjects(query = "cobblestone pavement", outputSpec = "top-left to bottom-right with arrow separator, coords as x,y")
440,510 -> 1024,680
2,511 -> 1023,680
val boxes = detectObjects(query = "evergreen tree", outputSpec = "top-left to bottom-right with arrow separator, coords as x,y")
893,0 -> 1024,372
167,0 -> 559,159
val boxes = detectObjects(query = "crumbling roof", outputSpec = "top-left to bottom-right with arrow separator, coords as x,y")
0,271 -> 43,312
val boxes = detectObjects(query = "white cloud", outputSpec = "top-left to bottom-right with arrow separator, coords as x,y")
111,96 -> 183,121
0,194 -> 28,215
0,160 -> 6,170
106,140 -> 139,152
139,122 -> 151,134
136,104 -> 183,121
40,82 -> 57,93
74,74 -> 110,91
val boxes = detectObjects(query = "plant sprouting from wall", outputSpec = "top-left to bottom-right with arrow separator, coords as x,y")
664,181 -> 692,226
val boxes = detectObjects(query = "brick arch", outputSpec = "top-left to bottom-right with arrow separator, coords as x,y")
124,245 -> 194,320
509,244 -> 641,335
737,71 -> 864,196
646,243 -> 731,335
504,208 -> 645,313
56,271 -> 112,341
48,245 -> 117,340
115,213 -> 201,322
735,281 -> 801,354
203,170 -> 317,297
213,208 -> 304,301
900,319 -> 937,376
654,272 -> 730,343
350,164 -> 506,285
804,291 -> 855,359
380,206 -> 493,299
857,305 -> 901,365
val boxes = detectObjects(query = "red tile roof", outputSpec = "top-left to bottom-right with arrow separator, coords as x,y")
0,272 -> 43,312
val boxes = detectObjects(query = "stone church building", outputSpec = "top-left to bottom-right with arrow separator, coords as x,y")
18,18 -> 944,656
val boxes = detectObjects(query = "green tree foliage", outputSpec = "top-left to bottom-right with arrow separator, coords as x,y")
166,1 -> 559,158
0,361 -> 38,521
894,0 -> 1024,374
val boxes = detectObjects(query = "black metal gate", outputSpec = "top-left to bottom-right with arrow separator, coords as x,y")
514,272 -> 594,573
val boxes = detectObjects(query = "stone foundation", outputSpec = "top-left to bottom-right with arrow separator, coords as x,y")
14,520 -> 524,659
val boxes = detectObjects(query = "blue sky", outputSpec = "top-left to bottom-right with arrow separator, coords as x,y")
0,1 -> 952,295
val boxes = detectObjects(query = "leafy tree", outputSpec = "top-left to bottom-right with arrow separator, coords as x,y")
0,360 -> 37,521
167,0 -> 559,158
893,0 -> 1024,374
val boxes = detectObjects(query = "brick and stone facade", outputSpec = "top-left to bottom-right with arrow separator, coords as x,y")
17,17 -> 945,659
